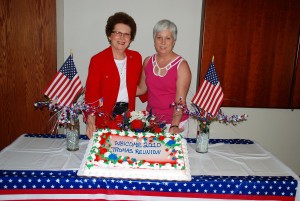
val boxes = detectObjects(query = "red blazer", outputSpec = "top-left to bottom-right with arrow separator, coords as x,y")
85,46 -> 142,128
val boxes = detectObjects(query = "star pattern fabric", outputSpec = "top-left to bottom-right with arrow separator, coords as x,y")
0,170 -> 297,199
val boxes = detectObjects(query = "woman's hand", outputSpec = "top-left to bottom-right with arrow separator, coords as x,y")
169,125 -> 184,134
86,115 -> 96,139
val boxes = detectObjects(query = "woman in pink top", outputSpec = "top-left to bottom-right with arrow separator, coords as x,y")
137,19 -> 191,136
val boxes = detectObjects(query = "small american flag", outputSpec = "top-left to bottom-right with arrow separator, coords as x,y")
43,55 -> 83,107
192,61 -> 224,116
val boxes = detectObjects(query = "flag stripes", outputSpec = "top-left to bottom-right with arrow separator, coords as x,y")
43,55 -> 83,107
192,61 -> 224,116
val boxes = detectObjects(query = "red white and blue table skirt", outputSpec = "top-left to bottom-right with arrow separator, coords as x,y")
0,134 -> 299,201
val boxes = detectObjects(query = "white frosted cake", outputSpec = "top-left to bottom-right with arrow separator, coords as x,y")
78,128 -> 191,181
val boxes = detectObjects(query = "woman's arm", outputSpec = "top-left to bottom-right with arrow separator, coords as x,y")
169,60 -> 192,133
86,115 -> 96,139
85,57 -> 101,138
136,56 -> 151,96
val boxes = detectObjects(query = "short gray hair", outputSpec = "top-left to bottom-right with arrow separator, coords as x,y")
153,19 -> 177,41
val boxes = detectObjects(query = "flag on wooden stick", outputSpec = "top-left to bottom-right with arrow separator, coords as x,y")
192,59 -> 224,116
43,55 -> 83,107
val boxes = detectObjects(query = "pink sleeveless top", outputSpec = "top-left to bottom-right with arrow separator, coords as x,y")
145,54 -> 189,124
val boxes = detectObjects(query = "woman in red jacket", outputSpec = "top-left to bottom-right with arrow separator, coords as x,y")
85,12 -> 142,138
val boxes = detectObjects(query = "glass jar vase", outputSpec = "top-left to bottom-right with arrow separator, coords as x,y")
195,123 -> 210,153
66,119 -> 80,151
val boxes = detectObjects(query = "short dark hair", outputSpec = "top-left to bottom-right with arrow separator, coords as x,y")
105,12 -> 137,41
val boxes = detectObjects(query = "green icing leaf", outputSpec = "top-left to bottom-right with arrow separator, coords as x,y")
86,164 -> 93,169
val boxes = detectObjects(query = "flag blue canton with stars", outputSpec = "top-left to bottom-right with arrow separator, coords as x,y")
204,63 -> 219,86
59,57 -> 78,80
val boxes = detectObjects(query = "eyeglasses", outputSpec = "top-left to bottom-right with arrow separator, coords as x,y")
112,31 -> 131,40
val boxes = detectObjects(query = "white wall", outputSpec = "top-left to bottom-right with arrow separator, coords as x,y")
57,0 -> 300,175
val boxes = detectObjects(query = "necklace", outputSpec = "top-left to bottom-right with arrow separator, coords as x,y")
152,55 -> 181,77
153,60 -> 170,77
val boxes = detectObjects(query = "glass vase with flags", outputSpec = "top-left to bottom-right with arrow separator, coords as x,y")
191,56 -> 224,153
43,53 -> 84,151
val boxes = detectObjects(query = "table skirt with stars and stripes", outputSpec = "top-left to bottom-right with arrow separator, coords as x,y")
0,134 -> 299,201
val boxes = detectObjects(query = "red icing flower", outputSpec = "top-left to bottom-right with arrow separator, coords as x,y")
95,154 -> 101,161
130,119 -> 144,130
99,137 -> 107,145
100,147 -> 107,154
159,136 -> 165,141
